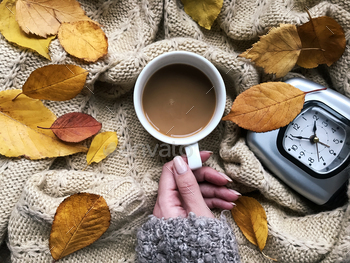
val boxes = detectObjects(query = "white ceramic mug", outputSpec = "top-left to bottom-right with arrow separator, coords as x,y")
134,51 -> 226,169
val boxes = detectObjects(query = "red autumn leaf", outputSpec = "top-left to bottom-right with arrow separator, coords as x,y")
39,112 -> 102,143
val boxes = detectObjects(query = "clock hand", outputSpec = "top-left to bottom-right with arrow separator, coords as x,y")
312,121 -> 331,147
319,141 -> 330,147
313,121 -> 320,161
313,120 -> 317,135
290,134 -> 331,148
310,135 -> 330,148
315,139 -> 320,161
290,135 -> 309,140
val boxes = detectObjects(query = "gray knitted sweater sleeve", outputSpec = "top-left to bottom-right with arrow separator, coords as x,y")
136,212 -> 241,263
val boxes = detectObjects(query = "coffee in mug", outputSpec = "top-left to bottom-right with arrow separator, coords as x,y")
134,51 -> 226,169
142,64 -> 216,138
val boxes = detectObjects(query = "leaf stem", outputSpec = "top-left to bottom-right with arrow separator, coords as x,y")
262,251 -> 278,261
301,47 -> 325,52
12,92 -> 23,101
305,8 -> 312,21
304,87 -> 327,94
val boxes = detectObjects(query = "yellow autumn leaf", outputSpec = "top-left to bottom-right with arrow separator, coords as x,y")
15,64 -> 88,101
86,131 -> 118,165
58,21 -> 108,62
239,24 -> 302,78
181,0 -> 223,30
0,89 -> 87,159
16,0 -> 92,38
50,193 -> 111,260
0,0 -> 54,60
222,82 -> 306,133
231,196 -> 268,251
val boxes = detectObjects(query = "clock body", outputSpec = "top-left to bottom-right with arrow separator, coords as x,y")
246,78 -> 350,207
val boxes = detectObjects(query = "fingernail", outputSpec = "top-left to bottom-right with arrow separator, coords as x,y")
231,202 -> 236,207
229,189 -> 241,196
174,156 -> 188,175
202,151 -> 213,155
219,172 -> 232,182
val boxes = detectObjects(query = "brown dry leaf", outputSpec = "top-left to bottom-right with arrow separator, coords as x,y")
231,196 -> 268,251
0,89 -> 87,159
297,14 -> 346,68
239,24 -> 302,78
86,132 -> 118,165
181,0 -> 223,30
16,0 -> 92,38
58,21 -> 108,62
41,112 -> 102,143
15,64 -> 88,101
49,193 -> 111,260
222,82 -> 306,132
0,0 -> 55,60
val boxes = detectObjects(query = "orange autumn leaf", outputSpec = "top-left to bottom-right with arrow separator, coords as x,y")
239,24 -> 302,78
297,13 -> 346,68
222,82 -> 322,133
50,193 -> 111,260
16,0 -> 92,38
58,21 -> 108,62
16,64 -> 88,101
39,112 -> 102,143
231,196 -> 268,251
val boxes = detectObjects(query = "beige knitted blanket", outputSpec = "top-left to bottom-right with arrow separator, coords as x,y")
0,0 -> 350,262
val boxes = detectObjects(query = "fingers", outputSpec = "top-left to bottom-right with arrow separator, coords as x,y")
157,150 -> 213,196
200,183 -> 240,210
181,151 -> 213,166
193,166 -> 232,186
154,151 -> 214,219
199,183 -> 241,202
154,162 -> 181,218
173,156 -> 214,218
204,198 -> 236,210
157,163 -> 177,196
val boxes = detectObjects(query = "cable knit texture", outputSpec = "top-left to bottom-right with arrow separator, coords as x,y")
136,212 -> 241,263
0,0 -> 350,262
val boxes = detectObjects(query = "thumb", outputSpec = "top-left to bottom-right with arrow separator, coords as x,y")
173,156 -> 214,218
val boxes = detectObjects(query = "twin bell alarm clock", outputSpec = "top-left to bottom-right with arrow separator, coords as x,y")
246,78 -> 350,209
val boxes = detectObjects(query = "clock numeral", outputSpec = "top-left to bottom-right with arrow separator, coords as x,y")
293,123 -> 300,131
329,149 -> 336,156
322,121 -> 328,127
313,115 -> 319,121
308,157 -> 314,163
333,138 -> 340,144
320,156 -> 325,162
291,145 -> 298,151
300,151 -> 305,156
332,128 -> 337,133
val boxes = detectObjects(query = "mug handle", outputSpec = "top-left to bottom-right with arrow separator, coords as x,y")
185,143 -> 202,170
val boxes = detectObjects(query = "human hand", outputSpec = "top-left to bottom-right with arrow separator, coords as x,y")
153,151 -> 241,219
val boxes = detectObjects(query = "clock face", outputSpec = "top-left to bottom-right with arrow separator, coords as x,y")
279,101 -> 350,178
